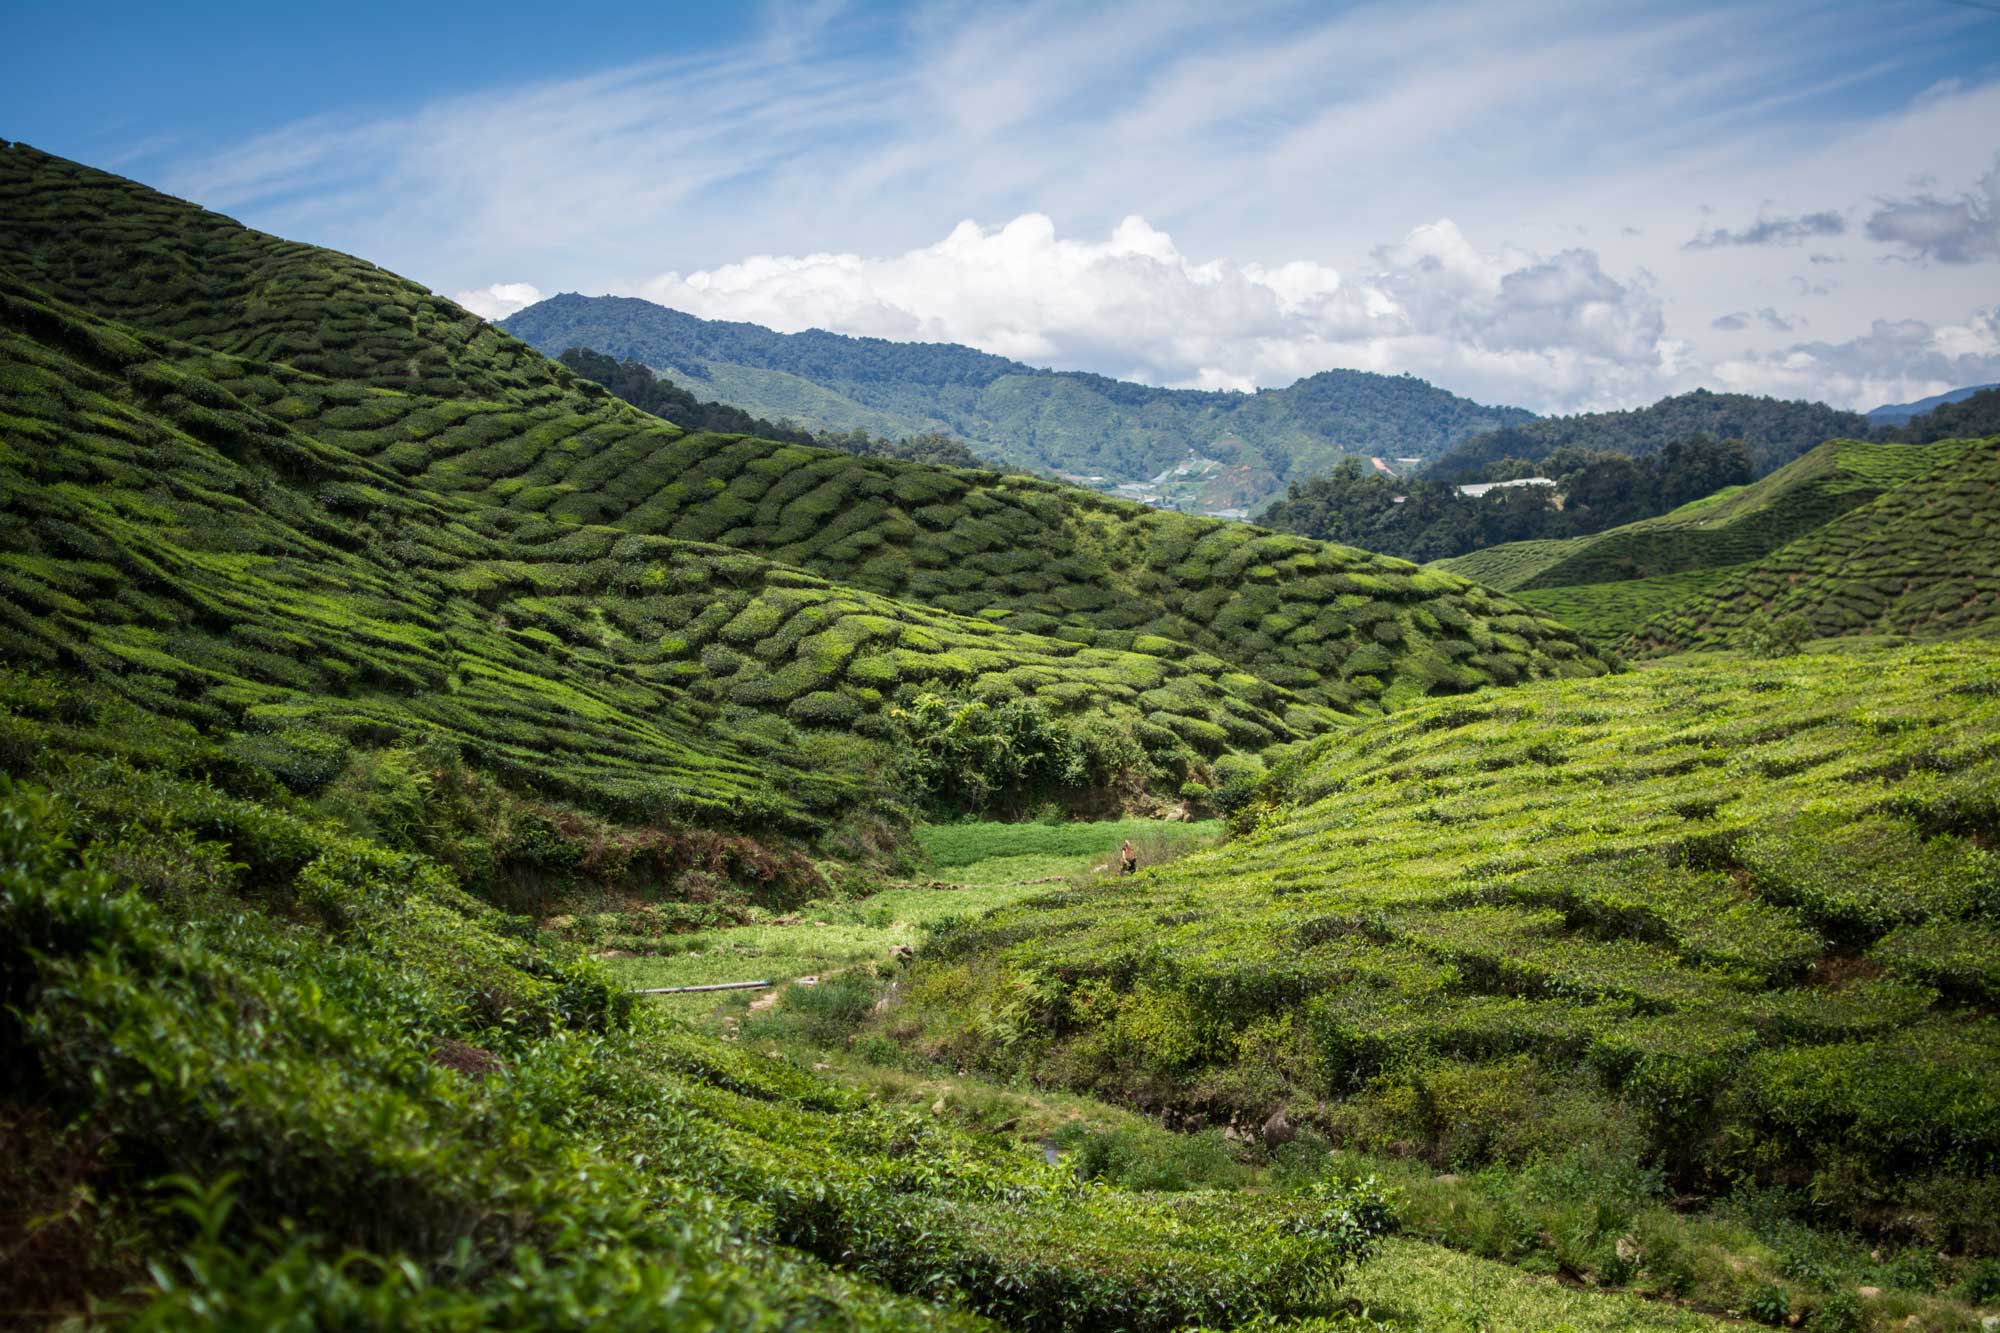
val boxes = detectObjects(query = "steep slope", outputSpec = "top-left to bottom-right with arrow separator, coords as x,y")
0,144 -> 1608,746
898,642 -> 2000,1245
1627,436 -> 2000,654
0,276 -> 1366,830
1427,388 -> 1869,482
499,292 -> 1534,497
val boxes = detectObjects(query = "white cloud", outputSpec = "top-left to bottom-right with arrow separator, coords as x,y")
1865,154 -> 2000,263
627,213 -> 1676,411
1712,306 -> 2000,408
453,282 -> 544,320
136,0 -> 2000,414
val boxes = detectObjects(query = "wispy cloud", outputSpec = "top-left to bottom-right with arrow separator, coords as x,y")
1685,210 -> 1846,248
1714,306 -> 2000,408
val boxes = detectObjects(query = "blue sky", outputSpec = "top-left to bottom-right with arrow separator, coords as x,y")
7,0 -> 2000,412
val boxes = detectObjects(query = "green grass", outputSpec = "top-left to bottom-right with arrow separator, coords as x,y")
917,817 -> 1222,867
599,819 -> 1219,1024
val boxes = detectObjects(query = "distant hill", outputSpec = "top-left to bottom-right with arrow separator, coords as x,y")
1868,382 -> 2000,426
1894,385 -> 2000,443
1436,438 -> 1954,644
499,292 -> 1534,507
1426,388 -> 1870,482
1626,435 -> 2000,654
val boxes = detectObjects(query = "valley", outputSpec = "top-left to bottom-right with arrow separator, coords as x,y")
2,134 -> 1997,1333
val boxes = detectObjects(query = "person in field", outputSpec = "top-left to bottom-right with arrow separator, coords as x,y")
1120,838 -> 1137,875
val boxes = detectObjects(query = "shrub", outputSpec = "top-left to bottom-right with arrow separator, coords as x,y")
228,726 -> 350,796
1745,1282 -> 1791,1326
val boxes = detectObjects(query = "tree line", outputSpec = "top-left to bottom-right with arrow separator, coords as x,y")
1257,436 -> 1753,562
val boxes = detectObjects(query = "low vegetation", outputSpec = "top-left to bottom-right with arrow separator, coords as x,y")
2,673 -> 1398,1328
897,643 -> 2000,1265
1436,436 -> 1986,647
1630,437 -> 2000,654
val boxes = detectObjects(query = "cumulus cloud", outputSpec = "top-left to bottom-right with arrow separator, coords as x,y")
627,213 -> 1676,411
453,282 -> 544,320
1864,156 -> 2000,263
1712,306 -> 2000,408
1685,210 -> 1846,249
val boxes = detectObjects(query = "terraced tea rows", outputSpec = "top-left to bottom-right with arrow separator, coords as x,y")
0,142 -> 563,402
0,140 -> 1609,828
1,279 -> 1381,826
1631,437 -> 2000,653
901,643 -> 2000,1241
1433,439 -> 1960,645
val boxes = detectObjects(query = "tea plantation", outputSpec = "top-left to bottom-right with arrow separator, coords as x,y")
900,643 -> 2000,1249
1435,437 -> 1967,645
1630,437 -> 2000,654
7,137 -> 1999,1330
0,675 -> 1391,1327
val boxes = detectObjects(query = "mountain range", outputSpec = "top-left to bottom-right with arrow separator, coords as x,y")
499,292 -> 1534,508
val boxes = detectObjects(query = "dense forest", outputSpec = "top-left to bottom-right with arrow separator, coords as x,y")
1259,436 -> 1753,562
557,346 -> 988,468
503,293 -> 1534,492
1426,389 -> 1870,482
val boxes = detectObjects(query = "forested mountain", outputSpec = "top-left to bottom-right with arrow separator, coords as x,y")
556,346 -> 989,467
1868,382 -> 2000,426
500,292 -> 1534,505
1425,388 -> 1870,482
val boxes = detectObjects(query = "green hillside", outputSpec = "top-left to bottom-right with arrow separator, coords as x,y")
1629,436 -> 2000,654
499,293 -> 1534,498
1427,387 -> 1870,482
1433,438 -> 1954,643
898,642 -> 2000,1250
1,670 -> 1391,1328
